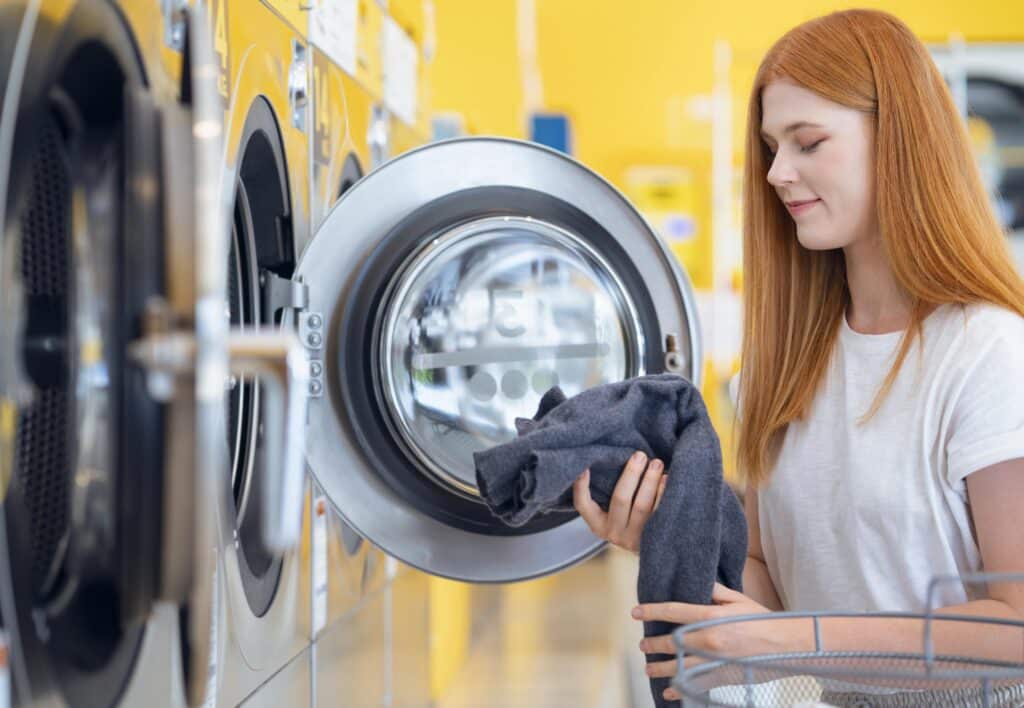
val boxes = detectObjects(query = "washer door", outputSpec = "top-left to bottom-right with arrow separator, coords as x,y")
297,137 -> 702,583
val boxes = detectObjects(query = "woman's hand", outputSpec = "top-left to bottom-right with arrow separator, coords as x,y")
572,450 -> 667,553
633,583 -> 810,702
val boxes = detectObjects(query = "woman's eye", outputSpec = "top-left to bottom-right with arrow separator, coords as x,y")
800,139 -> 825,154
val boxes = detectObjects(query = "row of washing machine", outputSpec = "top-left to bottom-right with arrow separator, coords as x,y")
0,1 -> 707,706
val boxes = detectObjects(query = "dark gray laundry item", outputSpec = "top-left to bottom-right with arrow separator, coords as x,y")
473,373 -> 748,708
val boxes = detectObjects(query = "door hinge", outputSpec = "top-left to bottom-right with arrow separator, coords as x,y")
260,269 -> 309,322
260,271 -> 321,397
298,310 -> 325,398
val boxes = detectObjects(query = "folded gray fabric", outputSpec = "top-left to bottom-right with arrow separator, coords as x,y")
473,373 -> 748,708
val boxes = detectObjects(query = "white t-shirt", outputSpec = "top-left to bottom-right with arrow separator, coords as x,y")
758,302 -> 1024,613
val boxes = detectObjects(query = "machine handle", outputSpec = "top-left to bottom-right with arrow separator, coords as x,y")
226,330 -> 308,553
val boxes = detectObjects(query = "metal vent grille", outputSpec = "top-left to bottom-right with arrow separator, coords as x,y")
15,389 -> 70,595
21,115 -> 69,296
15,112 -> 72,597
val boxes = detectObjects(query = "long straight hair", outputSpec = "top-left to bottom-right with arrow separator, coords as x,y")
738,9 -> 1024,486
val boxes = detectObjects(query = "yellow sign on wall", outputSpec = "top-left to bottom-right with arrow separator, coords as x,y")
623,165 -> 712,290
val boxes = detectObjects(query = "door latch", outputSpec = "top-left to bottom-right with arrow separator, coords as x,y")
161,0 -> 188,52
664,333 -> 686,375
368,103 -> 390,169
288,40 -> 309,132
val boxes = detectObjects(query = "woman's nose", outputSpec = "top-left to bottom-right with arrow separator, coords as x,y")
766,152 -> 798,187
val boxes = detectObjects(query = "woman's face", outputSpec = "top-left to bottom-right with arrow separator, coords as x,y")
760,80 -> 877,251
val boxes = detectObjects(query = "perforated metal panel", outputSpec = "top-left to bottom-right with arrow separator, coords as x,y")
15,112 -> 71,598
20,114 -> 69,296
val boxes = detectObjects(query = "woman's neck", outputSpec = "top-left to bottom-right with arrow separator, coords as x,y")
842,235 -> 913,334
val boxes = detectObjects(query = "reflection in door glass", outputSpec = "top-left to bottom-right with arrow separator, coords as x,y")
378,216 -> 644,498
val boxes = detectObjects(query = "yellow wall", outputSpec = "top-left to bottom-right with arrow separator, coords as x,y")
431,1 -> 526,138
433,0 -> 1024,184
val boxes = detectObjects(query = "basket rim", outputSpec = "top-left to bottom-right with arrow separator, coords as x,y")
672,610 -> 1024,686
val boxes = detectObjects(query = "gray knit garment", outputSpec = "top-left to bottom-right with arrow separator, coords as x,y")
473,373 -> 747,708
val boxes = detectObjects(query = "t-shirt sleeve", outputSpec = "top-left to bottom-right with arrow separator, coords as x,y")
945,314 -> 1024,487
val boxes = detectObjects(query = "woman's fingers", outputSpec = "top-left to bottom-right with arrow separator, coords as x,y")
627,458 -> 664,532
633,601 -> 711,625
572,469 -> 607,535
654,473 -> 668,511
644,659 -> 677,678
663,687 -> 682,701
639,634 -> 676,655
574,451 -> 665,552
607,450 -> 647,533
683,654 -> 705,669
711,582 -> 747,604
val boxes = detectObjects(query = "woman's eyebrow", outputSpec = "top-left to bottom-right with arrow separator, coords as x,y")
760,121 -> 825,141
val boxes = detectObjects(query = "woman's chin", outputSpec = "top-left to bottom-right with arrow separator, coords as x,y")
796,227 -> 845,251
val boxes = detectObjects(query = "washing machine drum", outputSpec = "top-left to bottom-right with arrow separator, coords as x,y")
298,137 -> 703,584
0,2 -> 226,705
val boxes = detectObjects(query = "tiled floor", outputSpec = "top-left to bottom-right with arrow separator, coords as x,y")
436,548 -> 648,708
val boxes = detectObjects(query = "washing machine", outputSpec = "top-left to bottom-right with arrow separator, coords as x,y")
306,4 -> 379,646
0,1 -> 223,705
295,127 -> 704,701
302,3 -> 451,702
0,1 -> 309,706
209,0 -> 317,704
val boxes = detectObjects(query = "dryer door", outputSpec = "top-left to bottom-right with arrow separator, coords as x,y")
0,3 -> 304,705
296,137 -> 703,584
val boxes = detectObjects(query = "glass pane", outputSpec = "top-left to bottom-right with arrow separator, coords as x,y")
379,216 -> 643,497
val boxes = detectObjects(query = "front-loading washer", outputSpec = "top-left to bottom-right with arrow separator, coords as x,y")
0,2 -> 308,706
302,6 -> 444,698
295,136 -> 704,704
0,2 -> 226,705
211,1 -> 315,705
306,25 -> 379,638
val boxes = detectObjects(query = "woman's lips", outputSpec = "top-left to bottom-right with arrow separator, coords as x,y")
786,198 -> 821,216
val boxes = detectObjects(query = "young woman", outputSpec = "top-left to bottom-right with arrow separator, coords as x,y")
573,9 -> 1024,704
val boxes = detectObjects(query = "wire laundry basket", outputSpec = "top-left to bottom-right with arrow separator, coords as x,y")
672,573 -> 1024,708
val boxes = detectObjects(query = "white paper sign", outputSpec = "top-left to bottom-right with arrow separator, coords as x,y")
310,0 -> 358,76
383,16 -> 419,126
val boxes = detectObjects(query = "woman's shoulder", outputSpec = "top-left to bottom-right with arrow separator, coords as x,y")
935,301 -> 1024,366
955,302 -> 1024,339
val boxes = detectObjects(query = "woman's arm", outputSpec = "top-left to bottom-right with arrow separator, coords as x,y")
742,486 -> 784,611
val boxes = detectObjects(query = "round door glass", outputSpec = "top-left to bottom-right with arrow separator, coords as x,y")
378,216 -> 645,498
